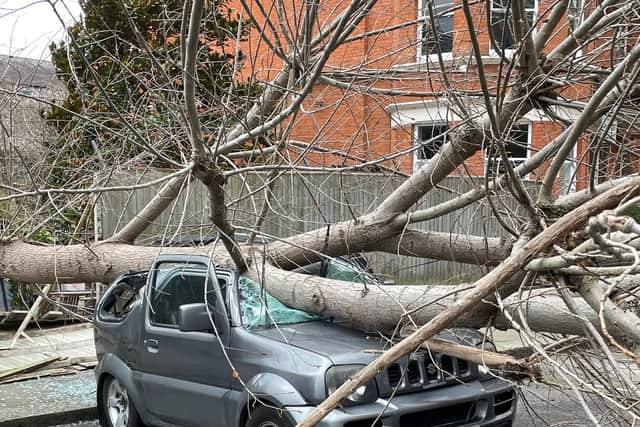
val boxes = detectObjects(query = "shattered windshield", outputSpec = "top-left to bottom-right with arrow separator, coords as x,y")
326,258 -> 369,283
238,276 -> 325,329
237,258 -> 370,329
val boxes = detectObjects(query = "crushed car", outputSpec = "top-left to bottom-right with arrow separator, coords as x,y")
94,254 -> 516,427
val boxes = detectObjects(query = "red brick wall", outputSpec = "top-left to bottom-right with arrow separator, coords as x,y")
232,0 -> 596,187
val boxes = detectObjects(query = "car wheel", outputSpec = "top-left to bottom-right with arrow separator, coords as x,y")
99,376 -> 143,427
245,406 -> 292,427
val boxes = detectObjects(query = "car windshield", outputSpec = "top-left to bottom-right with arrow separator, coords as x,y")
238,258 -> 370,329
238,276 -> 325,329
325,258 -> 369,282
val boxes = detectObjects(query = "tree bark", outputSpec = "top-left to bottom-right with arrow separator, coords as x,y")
0,241 -> 232,284
371,230 -> 511,266
247,263 -> 599,335
0,239 -> 601,336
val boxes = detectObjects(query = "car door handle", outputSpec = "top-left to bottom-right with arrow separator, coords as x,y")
145,339 -> 159,353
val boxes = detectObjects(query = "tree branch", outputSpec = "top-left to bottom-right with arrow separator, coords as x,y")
371,230 -> 511,266
109,175 -> 188,243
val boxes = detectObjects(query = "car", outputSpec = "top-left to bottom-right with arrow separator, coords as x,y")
94,254 -> 516,427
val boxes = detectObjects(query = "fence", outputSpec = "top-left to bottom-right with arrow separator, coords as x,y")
100,169 -> 527,284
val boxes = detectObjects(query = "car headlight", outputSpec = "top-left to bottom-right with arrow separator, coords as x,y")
476,340 -> 497,380
325,365 -> 378,405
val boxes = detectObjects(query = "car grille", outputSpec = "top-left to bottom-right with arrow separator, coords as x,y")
407,360 -> 421,384
424,358 -> 439,382
382,352 -> 473,396
456,358 -> 469,376
494,390 -> 515,416
440,355 -> 454,377
399,400 -> 481,426
387,363 -> 403,388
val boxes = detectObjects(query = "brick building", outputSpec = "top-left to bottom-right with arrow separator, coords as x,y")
237,0 -> 623,193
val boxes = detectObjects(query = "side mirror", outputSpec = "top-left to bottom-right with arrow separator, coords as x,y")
178,303 -> 214,332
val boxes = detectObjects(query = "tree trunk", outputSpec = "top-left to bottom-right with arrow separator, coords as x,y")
0,240 -> 603,336
247,264 -> 600,335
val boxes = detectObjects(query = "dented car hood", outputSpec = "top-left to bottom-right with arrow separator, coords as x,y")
252,321 -> 386,364
252,321 -> 487,365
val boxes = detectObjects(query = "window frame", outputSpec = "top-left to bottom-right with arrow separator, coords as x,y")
484,122 -> 532,178
97,272 -> 147,323
566,0 -> 586,58
614,23 -> 632,64
489,0 -> 538,57
417,0 -> 455,62
413,121 -> 450,172
147,262 -> 216,329
559,144 -> 578,195
588,112 -> 618,186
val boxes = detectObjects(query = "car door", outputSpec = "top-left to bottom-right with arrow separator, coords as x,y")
138,258 -> 232,427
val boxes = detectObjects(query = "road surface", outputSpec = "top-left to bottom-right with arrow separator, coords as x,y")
53,386 -> 597,427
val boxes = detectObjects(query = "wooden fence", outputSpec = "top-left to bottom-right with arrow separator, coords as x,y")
100,169 -> 527,284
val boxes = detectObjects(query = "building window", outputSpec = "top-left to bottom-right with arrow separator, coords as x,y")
615,24 -> 632,64
589,113 -> 618,184
419,0 -> 454,58
567,0 -> 583,33
415,123 -> 449,162
490,0 -> 536,52
485,124 -> 529,176
560,145 -> 578,195
568,0 -> 584,58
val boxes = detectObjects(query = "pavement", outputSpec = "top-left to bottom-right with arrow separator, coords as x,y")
0,324 -> 97,427
0,323 -> 95,373
0,369 -> 96,426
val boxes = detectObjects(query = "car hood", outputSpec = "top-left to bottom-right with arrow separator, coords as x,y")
253,321 -> 386,364
253,323 -> 488,365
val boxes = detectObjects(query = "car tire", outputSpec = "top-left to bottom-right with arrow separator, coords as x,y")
99,375 -> 143,427
245,405 -> 292,427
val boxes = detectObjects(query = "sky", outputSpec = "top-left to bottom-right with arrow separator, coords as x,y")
0,0 -> 82,59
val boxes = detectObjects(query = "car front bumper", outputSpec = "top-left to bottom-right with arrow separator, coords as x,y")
284,378 -> 516,427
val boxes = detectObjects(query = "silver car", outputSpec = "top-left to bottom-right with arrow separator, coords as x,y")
94,254 -> 516,427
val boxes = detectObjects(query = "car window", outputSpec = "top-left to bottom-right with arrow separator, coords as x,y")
292,255 -> 381,284
149,263 -> 217,327
326,258 -> 368,283
98,272 -> 146,321
238,276 -> 325,329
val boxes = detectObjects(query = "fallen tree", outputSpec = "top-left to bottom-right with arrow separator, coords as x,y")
2,0 -> 640,423
0,238 -> 597,335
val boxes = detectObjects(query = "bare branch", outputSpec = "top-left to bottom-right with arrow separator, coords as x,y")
371,230 -> 512,266
109,175 -> 188,243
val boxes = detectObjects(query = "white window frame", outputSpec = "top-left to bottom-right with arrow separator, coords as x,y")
417,0 -> 455,63
559,144 -> 578,195
567,0 -> 585,57
413,121 -> 450,172
489,0 -> 538,57
614,23 -> 632,64
589,112 -> 618,185
484,122 -> 532,178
